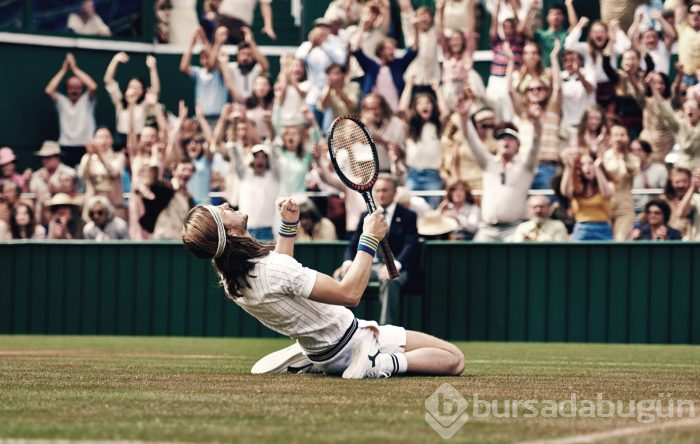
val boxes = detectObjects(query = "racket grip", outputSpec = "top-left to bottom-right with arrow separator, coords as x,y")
379,238 -> 400,279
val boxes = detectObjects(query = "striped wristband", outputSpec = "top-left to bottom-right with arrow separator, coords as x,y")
279,220 -> 299,238
357,234 -> 380,257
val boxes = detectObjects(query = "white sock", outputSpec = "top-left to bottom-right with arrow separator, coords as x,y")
377,352 -> 407,375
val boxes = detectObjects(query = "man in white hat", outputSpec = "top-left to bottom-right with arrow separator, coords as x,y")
45,53 -> 97,167
29,141 -> 77,210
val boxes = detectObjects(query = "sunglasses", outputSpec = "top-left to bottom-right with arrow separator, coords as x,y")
89,210 -> 105,217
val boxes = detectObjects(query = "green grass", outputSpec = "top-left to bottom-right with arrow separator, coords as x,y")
0,336 -> 699,443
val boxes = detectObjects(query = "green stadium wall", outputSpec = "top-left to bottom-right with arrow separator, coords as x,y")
1,241 -> 698,344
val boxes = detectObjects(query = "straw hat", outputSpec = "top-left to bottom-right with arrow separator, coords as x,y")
35,141 -> 62,157
45,193 -> 80,208
0,147 -> 16,165
417,211 -> 459,236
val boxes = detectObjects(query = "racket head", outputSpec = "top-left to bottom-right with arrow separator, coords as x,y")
327,115 -> 380,192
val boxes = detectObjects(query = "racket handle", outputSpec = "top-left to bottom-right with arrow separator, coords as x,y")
379,238 -> 400,279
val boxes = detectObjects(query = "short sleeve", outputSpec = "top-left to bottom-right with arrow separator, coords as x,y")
266,252 -> 318,299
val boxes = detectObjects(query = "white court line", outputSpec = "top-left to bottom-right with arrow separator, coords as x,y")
0,440 -> 191,444
469,359 -> 698,368
521,417 -> 700,444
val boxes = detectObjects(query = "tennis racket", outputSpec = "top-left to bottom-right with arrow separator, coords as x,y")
327,115 -> 399,280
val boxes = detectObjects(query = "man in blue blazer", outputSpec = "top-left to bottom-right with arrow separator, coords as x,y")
334,174 -> 419,325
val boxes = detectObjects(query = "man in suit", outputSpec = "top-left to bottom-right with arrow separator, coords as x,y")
333,173 -> 419,325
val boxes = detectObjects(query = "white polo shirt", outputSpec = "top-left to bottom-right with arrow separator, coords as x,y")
56,92 -> 96,146
233,251 -> 355,354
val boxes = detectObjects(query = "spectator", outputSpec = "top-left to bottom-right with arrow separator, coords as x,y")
83,195 -> 129,240
436,1 -> 485,111
0,147 -> 28,192
561,150 -> 615,240
276,109 -> 320,197
574,105 -> 610,155
437,179 -> 480,240
10,200 -> 45,240
180,28 -> 228,129
103,52 -> 161,141
0,181 -> 20,226
78,128 -> 126,222
44,53 -> 97,167
524,1 -> 578,68
628,9 -> 676,75
344,0 -> 391,81
296,200 -> 338,242
513,195 -> 569,241
333,174 -> 419,326
230,143 -> 280,241
560,49 -> 596,131
611,48 -> 647,139
350,14 -> 418,113
565,17 -> 631,111
67,0 -> 111,36
662,166 -> 695,236
359,93 -> 405,171
0,218 -> 9,240
675,1 -> 700,85
174,110 -> 214,206
512,41 -> 551,98
398,80 -> 451,208
677,169 -> 700,240
245,75 -> 275,141
153,161 -> 196,239
640,71 -> 675,163
630,199 -> 682,240
655,90 -> 700,169
216,0 -> 275,44
219,27 -> 269,103
603,123 -> 641,240
273,54 -> 309,128
317,64 -> 360,122
463,106 -> 543,242
486,0 -> 534,40
399,0 -> 440,86
29,141 -> 77,219
45,193 -> 83,240
439,0 -> 477,38
485,0 -> 526,122
631,139 -> 668,214
166,0 -> 200,44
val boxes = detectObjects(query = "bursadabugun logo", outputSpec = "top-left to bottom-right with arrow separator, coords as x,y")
424,383 -> 469,439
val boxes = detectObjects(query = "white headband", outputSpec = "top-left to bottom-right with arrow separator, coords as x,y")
203,205 -> 227,258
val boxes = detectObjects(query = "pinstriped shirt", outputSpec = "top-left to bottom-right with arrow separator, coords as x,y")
233,251 -> 355,354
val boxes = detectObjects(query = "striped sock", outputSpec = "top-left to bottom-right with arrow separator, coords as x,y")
377,352 -> 407,375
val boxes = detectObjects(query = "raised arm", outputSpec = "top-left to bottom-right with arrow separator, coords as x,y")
66,53 -> 97,97
549,39 -> 562,106
505,42 -> 524,116
104,51 -> 129,86
274,198 -> 299,256
519,0 -> 538,37
460,100 -> 489,170
180,30 -> 199,76
655,10 -> 678,47
146,55 -> 160,98
565,0 -> 578,31
243,26 -> 270,73
565,17 -> 589,52
45,55 -> 69,101
677,172 -> 700,217
560,152 -> 575,198
259,0 -> 276,40
594,156 -> 615,198
398,75 -> 415,116
489,0 -> 500,40
217,51 -> 242,102
432,80 -> 451,124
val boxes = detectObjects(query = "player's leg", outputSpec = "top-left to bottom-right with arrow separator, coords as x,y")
403,330 -> 465,376
250,341 -> 321,374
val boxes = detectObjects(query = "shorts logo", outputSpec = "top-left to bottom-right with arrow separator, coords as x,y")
425,383 -> 469,439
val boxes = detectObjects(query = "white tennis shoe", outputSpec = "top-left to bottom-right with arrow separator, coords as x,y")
251,341 -> 320,374
342,338 -> 391,379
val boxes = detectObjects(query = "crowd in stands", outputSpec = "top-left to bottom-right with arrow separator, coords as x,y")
2,0 -> 700,243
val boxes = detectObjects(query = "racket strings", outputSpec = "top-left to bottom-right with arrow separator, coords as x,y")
331,120 -> 376,186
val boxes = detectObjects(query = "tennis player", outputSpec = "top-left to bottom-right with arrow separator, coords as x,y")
182,198 -> 465,379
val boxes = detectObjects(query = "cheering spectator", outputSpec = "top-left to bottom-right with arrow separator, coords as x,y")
345,0 -> 391,80
462,101 -> 543,242
273,54 -> 309,128
655,89 -> 700,169
675,2 -> 700,85
104,52 -> 161,141
45,193 -> 83,240
78,128 -> 126,221
565,17 -> 631,111
276,109 -> 320,197
317,64 -> 360,122
67,0 -> 111,36
662,166 -> 695,236
399,0 -> 440,86
10,200 -> 45,240
677,169 -> 700,240
512,40 -> 551,98
524,1 -> 577,68
640,71 -> 675,163
216,26 -> 269,103
0,181 -> 20,226
437,179 -> 480,240
83,195 -> 129,241
630,199 -> 682,240
561,150 -> 615,240
296,200 -> 338,242
359,93 -> 405,171
439,0 -> 477,38
44,53 -> 97,166
153,160 -> 196,240
560,49 -> 596,131
611,48 -> 647,139
0,147 -> 28,192
29,141 -> 77,218
216,0 -> 275,43
631,139 -> 668,214
574,105 -> 610,155
398,79 -> 451,207
245,75 -> 275,141
350,12 -> 418,113
628,10 -> 675,75
602,122 -> 640,240
180,28 -> 228,128
514,195 -> 568,241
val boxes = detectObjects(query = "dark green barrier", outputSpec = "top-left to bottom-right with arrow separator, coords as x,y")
1,241 -> 698,343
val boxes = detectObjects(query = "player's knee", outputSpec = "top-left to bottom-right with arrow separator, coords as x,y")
446,345 -> 465,376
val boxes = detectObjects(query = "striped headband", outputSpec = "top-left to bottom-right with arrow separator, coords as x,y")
202,205 -> 227,259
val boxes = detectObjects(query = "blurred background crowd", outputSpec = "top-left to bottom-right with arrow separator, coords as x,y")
1,0 -> 699,243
